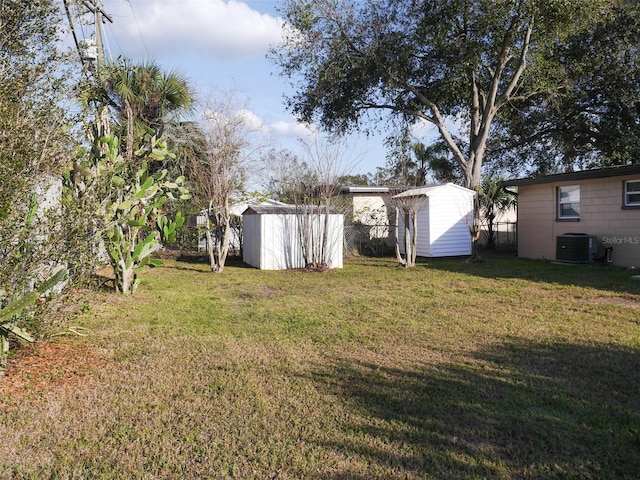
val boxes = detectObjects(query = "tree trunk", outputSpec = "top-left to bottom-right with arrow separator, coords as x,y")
394,207 -> 406,266
403,210 -> 412,267
205,224 -> 216,271
212,223 -> 231,273
321,197 -> 330,269
118,259 -> 134,295
411,210 -> 418,266
486,211 -> 496,251
125,100 -> 134,162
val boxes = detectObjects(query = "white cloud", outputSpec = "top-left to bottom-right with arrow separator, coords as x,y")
269,120 -> 317,139
199,107 -> 314,141
409,118 -> 438,139
104,0 -> 284,60
235,109 -> 268,133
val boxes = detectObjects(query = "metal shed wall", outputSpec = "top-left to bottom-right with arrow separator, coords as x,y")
243,207 -> 344,270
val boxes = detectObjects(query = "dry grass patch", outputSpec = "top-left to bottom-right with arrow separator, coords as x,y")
585,295 -> 640,309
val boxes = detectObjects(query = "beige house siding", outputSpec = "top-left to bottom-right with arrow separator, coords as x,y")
517,174 -> 640,267
350,194 -> 389,219
337,188 -> 395,247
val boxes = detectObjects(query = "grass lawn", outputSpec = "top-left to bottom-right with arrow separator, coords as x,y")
1,255 -> 639,479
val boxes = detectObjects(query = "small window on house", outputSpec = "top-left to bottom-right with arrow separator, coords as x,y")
624,180 -> 640,207
557,185 -> 580,220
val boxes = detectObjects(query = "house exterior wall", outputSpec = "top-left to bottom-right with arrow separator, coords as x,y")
338,191 -> 395,246
517,174 -> 640,267
350,194 -> 389,220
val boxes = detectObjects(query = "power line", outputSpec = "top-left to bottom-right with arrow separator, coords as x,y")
64,0 -> 113,71
126,0 -> 150,58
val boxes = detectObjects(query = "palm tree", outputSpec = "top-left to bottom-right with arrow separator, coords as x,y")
477,176 -> 516,251
413,141 -> 463,185
90,59 -> 195,162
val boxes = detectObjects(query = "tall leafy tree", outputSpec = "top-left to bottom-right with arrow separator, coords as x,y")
0,0 -> 72,219
272,0 -> 610,188
489,1 -> 640,174
0,0 -> 75,365
0,0 -> 74,280
374,139 -> 462,186
416,141 -> 464,185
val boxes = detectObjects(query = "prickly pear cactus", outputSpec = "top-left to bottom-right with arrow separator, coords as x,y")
101,134 -> 190,295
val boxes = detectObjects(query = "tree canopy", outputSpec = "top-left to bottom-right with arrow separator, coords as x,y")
489,1 -> 640,175
0,0 -> 73,216
272,0 -> 617,188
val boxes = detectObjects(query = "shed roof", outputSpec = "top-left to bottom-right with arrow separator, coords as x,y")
243,204 -> 342,215
391,183 -> 475,199
500,164 -> 640,187
229,199 -> 285,216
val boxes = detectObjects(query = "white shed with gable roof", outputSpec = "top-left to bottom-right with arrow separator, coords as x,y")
393,183 -> 475,257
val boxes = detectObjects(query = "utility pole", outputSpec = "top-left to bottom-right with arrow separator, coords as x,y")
89,0 -> 113,70
63,0 -> 114,143
63,0 -> 113,72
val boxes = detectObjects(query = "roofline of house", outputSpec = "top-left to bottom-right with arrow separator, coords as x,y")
391,182 -> 475,198
338,185 -> 412,195
500,164 -> 640,187
339,185 -> 390,194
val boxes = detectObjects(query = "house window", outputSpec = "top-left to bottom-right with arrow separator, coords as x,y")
557,185 -> 580,220
624,180 -> 640,207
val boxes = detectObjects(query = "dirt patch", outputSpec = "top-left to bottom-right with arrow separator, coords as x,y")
0,341 -> 111,403
588,296 -> 640,309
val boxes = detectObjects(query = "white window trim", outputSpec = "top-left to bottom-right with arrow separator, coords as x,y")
624,180 -> 640,207
557,185 -> 580,220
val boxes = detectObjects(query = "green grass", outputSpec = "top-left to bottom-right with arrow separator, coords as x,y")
1,255 -> 639,479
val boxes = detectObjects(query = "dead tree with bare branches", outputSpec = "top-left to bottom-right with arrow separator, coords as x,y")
186,91 -> 262,272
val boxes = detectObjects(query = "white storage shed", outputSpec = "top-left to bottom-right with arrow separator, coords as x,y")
242,204 -> 344,270
394,183 -> 475,257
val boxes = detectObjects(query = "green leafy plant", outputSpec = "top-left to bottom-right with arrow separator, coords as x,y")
0,268 -> 67,375
101,134 -> 190,294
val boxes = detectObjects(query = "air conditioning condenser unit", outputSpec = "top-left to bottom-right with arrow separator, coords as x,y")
556,233 -> 597,264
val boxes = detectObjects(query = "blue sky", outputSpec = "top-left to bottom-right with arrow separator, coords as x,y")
69,0 -> 412,181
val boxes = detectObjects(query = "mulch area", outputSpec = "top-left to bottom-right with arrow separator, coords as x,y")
0,341 -> 110,404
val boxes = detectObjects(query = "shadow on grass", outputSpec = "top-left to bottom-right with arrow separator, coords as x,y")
412,254 -> 640,296
310,340 -> 640,479
159,253 -> 255,272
